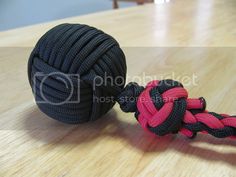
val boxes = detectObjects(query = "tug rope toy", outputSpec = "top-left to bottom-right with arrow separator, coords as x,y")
28,24 -> 236,139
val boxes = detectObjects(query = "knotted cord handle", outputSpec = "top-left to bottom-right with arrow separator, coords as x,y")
117,79 -> 236,139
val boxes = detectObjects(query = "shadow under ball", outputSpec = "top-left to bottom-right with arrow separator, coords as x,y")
28,23 -> 127,124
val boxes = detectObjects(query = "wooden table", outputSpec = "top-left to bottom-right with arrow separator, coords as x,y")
0,0 -> 236,176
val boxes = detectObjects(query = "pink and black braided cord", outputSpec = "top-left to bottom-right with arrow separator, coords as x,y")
117,79 -> 236,139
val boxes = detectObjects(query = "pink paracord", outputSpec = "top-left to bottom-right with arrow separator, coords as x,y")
118,80 -> 236,139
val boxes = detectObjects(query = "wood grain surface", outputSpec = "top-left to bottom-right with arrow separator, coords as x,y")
0,0 -> 236,176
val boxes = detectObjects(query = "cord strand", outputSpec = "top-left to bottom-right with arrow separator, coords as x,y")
117,79 -> 236,139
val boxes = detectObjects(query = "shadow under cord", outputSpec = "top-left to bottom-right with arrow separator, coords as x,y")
24,106 -> 236,166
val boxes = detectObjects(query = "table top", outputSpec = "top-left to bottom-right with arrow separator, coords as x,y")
0,0 -> 236,176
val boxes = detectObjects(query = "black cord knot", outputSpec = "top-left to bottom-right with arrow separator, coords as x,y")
117,82 -> 144,113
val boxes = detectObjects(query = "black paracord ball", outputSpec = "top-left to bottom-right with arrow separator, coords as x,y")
28,23 -> 126,123
28,23 -> 236,139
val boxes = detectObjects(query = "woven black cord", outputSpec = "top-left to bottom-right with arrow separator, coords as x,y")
28,24 -> 127,123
